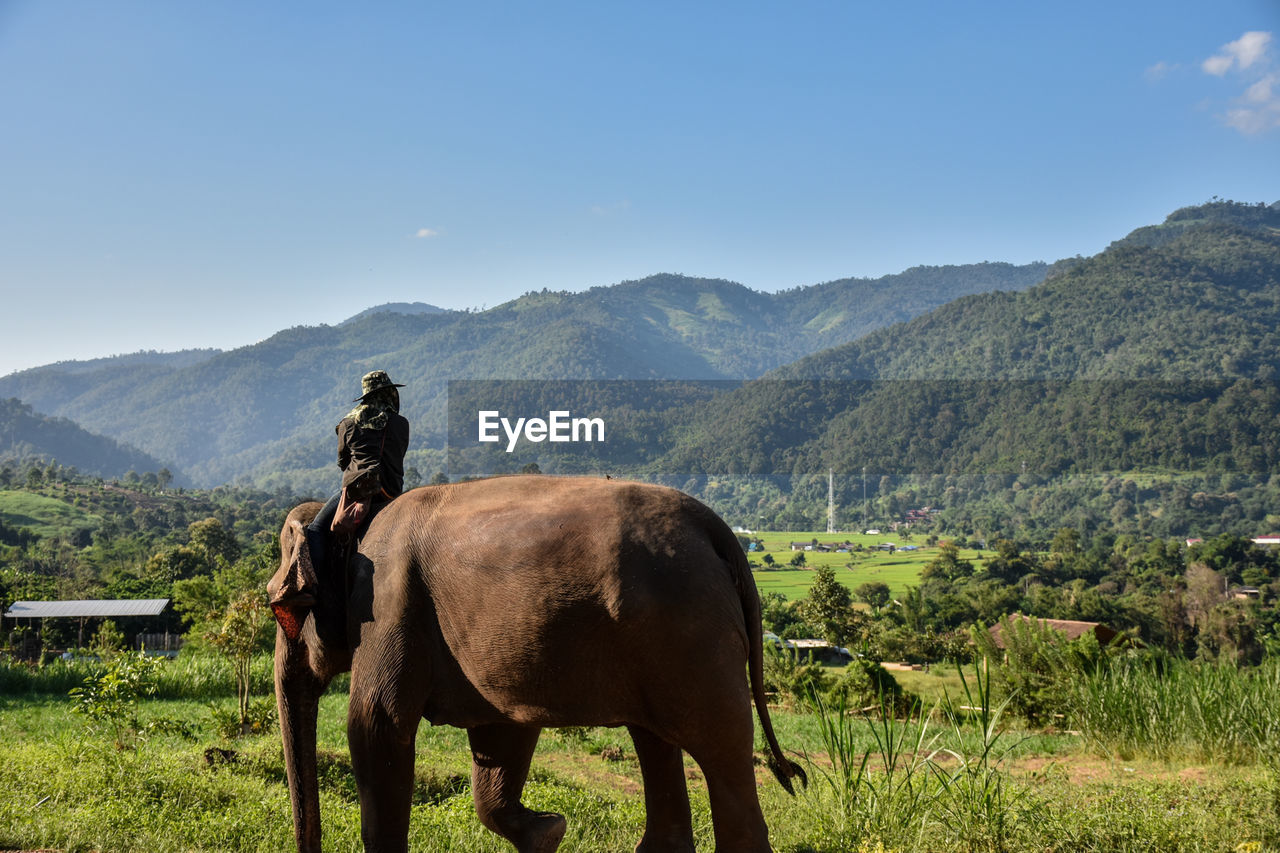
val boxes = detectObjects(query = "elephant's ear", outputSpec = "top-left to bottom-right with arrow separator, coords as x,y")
268,518 -> 319,641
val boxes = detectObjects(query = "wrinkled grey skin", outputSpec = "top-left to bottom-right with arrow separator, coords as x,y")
268,475 -> 803,853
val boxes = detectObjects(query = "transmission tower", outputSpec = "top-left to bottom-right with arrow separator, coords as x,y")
827,468 -> 835,534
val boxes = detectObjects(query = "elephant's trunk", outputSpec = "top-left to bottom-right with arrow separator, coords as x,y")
276,630 -> 326,853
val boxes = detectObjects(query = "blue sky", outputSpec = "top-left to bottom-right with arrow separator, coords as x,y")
1,1 -> 1278,378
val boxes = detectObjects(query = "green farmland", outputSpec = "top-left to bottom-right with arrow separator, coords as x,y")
0,489 -> 102,541
747,529 -> 986,602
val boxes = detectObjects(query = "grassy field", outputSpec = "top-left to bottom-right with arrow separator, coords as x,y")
2,682 -> 1277,853
748,529 -> 985,601
0,488 -> 102,540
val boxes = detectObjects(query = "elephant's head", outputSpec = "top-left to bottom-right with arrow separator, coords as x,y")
267,501 -> 351,853
267,515 -> 317,639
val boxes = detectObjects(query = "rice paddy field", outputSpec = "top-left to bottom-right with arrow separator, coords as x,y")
747,529 -> 981,601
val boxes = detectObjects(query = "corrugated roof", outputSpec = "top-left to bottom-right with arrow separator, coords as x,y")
4,599 -> 170,619
987,614 -> 1118,648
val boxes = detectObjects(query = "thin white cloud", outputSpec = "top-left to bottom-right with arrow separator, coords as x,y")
1244,73 -> 1277,104
1230,31 -> 1271,69
1202,54 -> 1234,76
1203,30 -> 1272,76
1144,60 -> 1176,82
414,228 -> 439,239
1200,31 -> 1279,135
590,200 -> 632,218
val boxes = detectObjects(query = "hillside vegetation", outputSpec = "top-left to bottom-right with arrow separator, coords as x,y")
0,264 -> 1046,490
632,201 -> 1280,539
0,398 -> 170,481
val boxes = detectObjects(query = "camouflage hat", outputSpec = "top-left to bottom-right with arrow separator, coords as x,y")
353,369 -> 405,401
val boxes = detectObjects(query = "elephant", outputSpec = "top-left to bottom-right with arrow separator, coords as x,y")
267,474 -> 805,852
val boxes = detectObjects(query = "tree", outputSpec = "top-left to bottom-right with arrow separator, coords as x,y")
984,538 -> 1038,584
854,580 -> 891,613
1050,527 -> 1081,556
921,542 -> 973,582
207,590 -> 274,735
172,536 -> 278,641
971,616 -> 1107,726
799,565 -> 864,646
142,546 -> 206,585
187,517 -> 241,567
894,586 -> 930,634
90,619 -> 126,659
1184,562 -> 1225,629
760,591 -> 810,638
69,651 -> 162,749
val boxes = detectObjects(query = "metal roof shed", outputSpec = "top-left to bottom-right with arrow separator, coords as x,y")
4,599 -> 172,653
5,599 -> 170,619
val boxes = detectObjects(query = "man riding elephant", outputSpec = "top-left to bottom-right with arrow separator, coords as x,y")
297,370 -> 410,589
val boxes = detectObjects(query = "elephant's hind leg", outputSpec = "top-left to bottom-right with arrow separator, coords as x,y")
627,725 -> 695,852
468,724 -> 566,853
682,703 -> 772,852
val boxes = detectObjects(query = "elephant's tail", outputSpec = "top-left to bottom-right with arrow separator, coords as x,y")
714,518 -> 808,796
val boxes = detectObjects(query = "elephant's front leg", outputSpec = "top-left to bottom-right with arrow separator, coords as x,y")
348,691 -> 421,853
468,724 -> 566,853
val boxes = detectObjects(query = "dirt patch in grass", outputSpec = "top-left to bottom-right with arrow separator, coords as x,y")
534,750 -> 646,797
1010,754 -> 1233,787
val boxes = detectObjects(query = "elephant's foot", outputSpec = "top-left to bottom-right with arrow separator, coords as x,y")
635,835 -> 696,853
516,811 -> 566,853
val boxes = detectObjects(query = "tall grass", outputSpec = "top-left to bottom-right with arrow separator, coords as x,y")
0,652 -> 277,700
800,666 -> 1043,852
805,691 -> 939,849
931,664 -> 1038,852
1073,654 -> 1280,764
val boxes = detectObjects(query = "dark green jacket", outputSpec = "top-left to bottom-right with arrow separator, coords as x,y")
336,412 -> 410,500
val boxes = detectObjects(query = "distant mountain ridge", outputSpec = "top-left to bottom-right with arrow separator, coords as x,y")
2,348 -> 221,380
0,397 -> 170,479
0,262 -> 1046,488
655,200 -> 1280,484
341,302 -> 450,324
777,204 -> 1280,381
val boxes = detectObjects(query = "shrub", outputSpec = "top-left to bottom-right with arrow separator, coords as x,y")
210,695 -> 277,739
970,616 -> 1110,726
69,651 -> 162,749
763,643 -> 834,709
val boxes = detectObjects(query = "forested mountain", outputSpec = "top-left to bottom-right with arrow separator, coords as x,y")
340,302 -> 449,324
644,201 -> 1280,538
0,398 -> 170,480
0,263 -> 1045,490
779,204 -> 1280,381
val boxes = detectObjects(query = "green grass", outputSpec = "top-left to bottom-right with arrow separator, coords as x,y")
749,529 -> 986,600
2,685 -> 1279,852
0,488 -> 102,539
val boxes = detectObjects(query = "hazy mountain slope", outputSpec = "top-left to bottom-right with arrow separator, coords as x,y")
0,398 -> 171,479
0,264 -> 1043,487
341,302 -> 449,324
779,214 -> 1280,381
658,201 -> 1280,480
